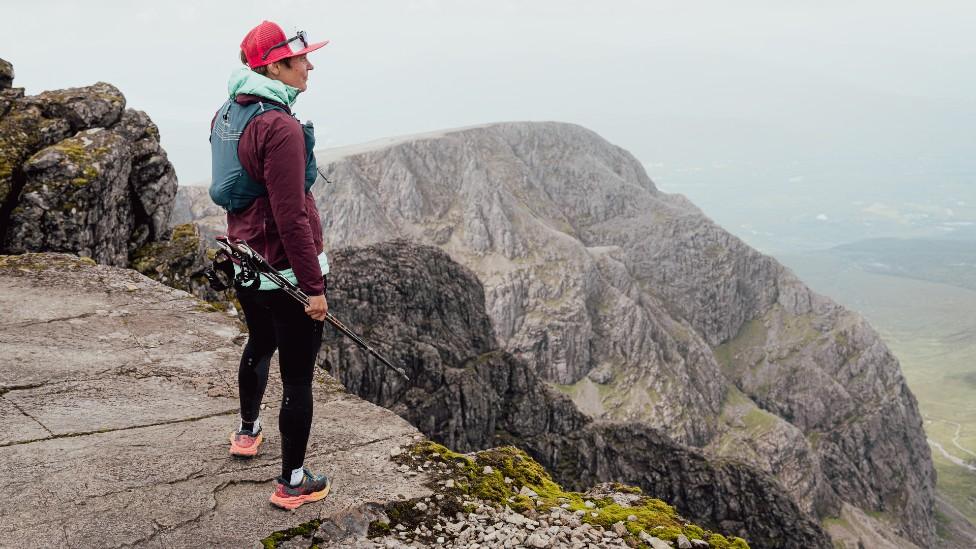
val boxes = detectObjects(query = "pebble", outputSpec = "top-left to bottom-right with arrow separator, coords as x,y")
677,534 -> 692,548
414,502 -> 428,512
483,466 -> 493,474
638,532 -> 672,549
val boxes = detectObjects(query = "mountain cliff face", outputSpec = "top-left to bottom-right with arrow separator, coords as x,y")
172,122 -> 938,546
307,123 -> 935,546
0,59 -> 176,265
319,240 -> 831,548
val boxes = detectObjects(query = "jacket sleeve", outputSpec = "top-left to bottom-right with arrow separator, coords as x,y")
263,113 -> 324,296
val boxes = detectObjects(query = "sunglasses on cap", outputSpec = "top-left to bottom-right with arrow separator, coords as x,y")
261,30 -> 309,61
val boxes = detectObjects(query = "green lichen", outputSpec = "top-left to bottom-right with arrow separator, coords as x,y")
0,253 -> 95,272
610,482 -> 643,494
366,521 -> 391,537
195,302 -> 221,313
0,108 -> 47,182
130,223 -> 202,289
171,222 -> 198,241
260,518 -> 322,549
708,533 -> 751,549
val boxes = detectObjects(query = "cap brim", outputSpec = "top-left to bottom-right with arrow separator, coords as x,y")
291,40 -> 329,57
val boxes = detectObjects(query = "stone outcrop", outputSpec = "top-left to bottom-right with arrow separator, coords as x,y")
173,122 -> 939,546
319,240 -> 831,549
0,59 -> 13,90
0,252 -> 430,548
0,58 -> 177,265
131,222 -> 229,304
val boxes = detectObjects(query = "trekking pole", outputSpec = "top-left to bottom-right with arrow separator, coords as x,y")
214,236 -> 410,381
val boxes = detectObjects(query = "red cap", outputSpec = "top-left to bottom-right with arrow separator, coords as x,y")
241,21 -> 329,69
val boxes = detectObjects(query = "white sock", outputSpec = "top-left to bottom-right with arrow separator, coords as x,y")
239,417 -> 261,434
289,466 -> 305,486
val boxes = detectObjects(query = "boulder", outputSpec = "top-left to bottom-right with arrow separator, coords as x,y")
6,127 -> 131,264
0,58 -> 12,89
0,60 -> 177,266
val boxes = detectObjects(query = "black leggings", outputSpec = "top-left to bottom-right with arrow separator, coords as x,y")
237,284 -> 324,478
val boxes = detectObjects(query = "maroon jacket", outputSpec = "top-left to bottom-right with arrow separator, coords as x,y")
218,94 -> 325,296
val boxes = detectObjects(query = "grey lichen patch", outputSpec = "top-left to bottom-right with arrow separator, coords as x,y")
30,81 -> 126,129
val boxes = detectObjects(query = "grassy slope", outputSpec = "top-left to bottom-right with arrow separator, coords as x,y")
777,251 -> 976,528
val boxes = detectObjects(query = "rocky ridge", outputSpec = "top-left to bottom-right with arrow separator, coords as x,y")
0,58 -> 177,265
173,122 -> 939,546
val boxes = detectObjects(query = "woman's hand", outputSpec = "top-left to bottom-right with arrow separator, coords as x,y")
305,294 -> 328,321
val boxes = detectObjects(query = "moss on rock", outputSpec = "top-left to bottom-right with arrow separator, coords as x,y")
388,441 -> 751,548
0,252 -> 95,273
260,518 -> 322,549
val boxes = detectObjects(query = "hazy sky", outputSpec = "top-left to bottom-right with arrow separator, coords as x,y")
3,1 -> 974,249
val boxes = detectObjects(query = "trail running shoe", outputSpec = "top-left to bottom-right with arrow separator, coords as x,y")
229,426 -> 263,457
269,468 -> 332,510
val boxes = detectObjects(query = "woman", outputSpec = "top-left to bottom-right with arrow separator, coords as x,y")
210,20 -> 331,510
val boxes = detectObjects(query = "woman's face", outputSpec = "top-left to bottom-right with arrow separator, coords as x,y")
271,54 -> 314,92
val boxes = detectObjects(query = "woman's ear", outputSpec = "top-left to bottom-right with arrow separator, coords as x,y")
267,62 -> 280,77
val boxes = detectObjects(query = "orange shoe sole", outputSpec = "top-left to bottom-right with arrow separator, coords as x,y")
229,432 -> 263,457
269,480 -> 332,510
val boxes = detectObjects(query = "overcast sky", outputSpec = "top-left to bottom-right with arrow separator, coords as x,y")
2,1 -> 974,249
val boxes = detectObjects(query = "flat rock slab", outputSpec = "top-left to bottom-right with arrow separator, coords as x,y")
0,254 -> 430,548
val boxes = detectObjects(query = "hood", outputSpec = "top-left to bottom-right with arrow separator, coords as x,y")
227,67 -> 300,107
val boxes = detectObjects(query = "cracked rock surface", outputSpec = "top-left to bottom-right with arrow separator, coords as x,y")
0,253 -> 430,548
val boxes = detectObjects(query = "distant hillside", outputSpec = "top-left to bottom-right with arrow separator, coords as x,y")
830,238 -> 976,292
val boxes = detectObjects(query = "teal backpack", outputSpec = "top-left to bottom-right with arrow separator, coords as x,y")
209,99 -> 318,213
